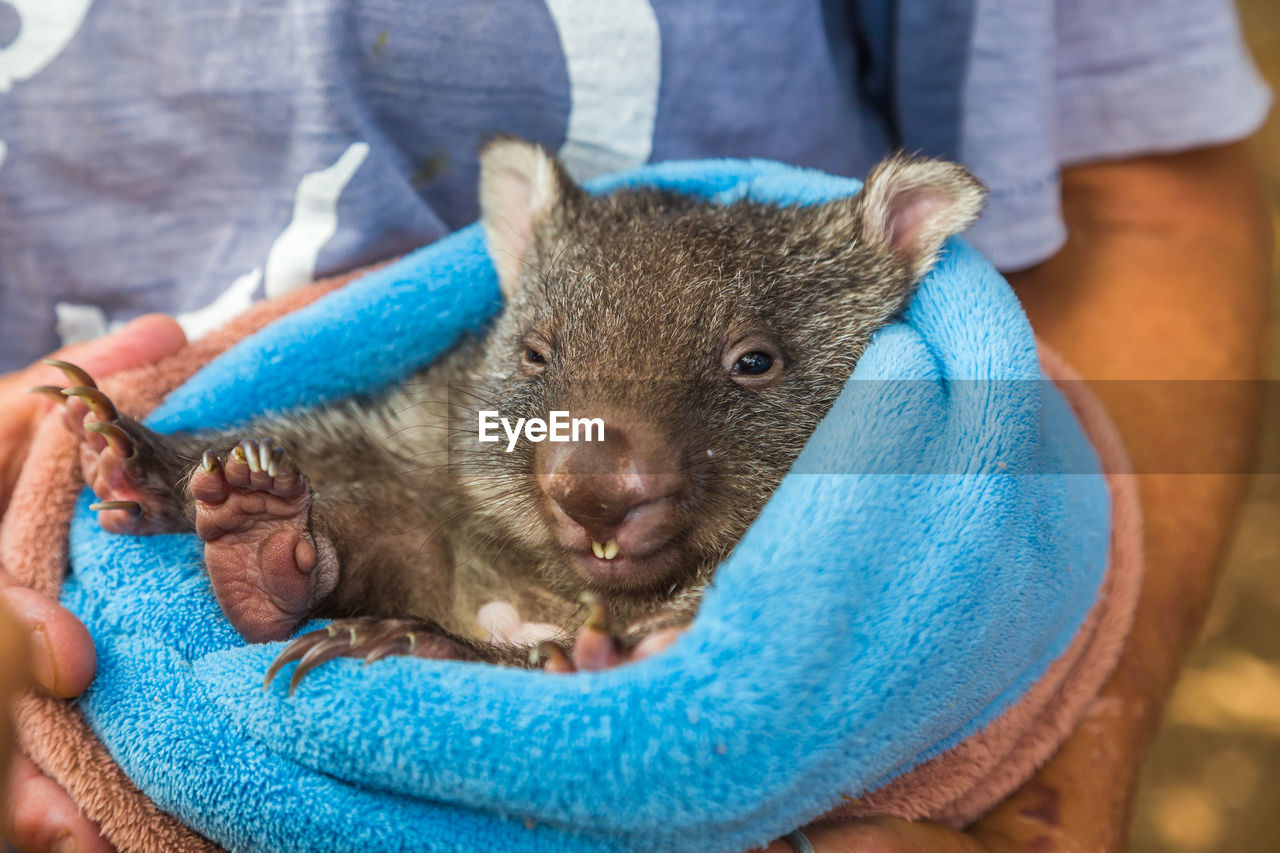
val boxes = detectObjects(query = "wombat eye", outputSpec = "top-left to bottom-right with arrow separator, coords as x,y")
734,352 -> 773,375
725,338 -> 783,388
520,341 -> 550,376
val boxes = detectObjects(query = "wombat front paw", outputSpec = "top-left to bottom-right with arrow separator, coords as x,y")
534,592 -> 687,673
192,438 -> 338,644
31,359 -> 169,534
263,617 -> 483,694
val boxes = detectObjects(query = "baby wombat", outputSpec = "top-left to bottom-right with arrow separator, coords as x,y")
39,138 -> 984,687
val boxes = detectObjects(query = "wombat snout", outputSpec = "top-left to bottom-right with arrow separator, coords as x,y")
536,414 -> 690,588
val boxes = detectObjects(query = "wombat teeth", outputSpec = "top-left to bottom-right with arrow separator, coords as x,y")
590,539 -> 621,560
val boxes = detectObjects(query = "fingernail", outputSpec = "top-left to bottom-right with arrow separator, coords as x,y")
53,832 -> 79,853
30,624 -> 60,695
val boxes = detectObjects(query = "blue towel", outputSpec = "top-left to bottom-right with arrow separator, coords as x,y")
62,159 -> 1110,853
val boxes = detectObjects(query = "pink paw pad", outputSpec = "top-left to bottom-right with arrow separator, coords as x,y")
192,438 -> 337,644
536,592 -> 686,674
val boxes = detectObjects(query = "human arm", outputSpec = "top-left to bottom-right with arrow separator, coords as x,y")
762,140 -> 1272,851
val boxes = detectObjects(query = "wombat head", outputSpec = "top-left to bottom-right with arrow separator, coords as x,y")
456,137 -> 985,601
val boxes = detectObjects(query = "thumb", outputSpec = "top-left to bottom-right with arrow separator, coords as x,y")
42,313 -> 187,380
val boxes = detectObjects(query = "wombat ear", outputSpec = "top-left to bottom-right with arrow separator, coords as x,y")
853,155 -> 988,281
479,136 -> 579,298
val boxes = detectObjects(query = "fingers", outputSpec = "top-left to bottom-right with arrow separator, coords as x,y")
770,817 -> 993,853
5,754 -> 114,853
0,598 -> 28,812
0,588 -> 96,700
0,597 -> 106,851
0,588 -> 104,853
17,315 -> 185,401
45,314 -> 187,381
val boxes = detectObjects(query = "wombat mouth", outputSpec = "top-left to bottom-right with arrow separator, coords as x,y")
540,485 -> 691,590
566,536 -> 689,592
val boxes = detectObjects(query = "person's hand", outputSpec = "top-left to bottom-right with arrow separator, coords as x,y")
0,596 -> 28,823
0,315 -> 187,517
1,315 -> 186,852
1,586 -> 108,852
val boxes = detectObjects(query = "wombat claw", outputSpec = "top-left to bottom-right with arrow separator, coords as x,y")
61,386 -> 118,421
263,625 -> 357,696
26,361 -> 122,424
89,500 -> 142,516
230,438 -> 294,478
25,385 -> 68,403
42,359 -> 97,389
531,592 -> 629,673
530,640 -> 572,670
85,421 -> 136,459
263,617 -> 470,695
34,360 -> 163,533
579,590 -> 612,632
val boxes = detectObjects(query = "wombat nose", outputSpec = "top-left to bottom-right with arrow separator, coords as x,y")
537,422 -> 684,543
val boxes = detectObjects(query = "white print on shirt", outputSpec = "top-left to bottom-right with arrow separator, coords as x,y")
55,142 -> 370,346
0,0 -> 94,92
544,0 -> 660,181
171,269 -> 262,342
58,267 -> 264,346
53,300 -> 111,347
0,0 -> 94,339
171,142 -> 368,340
263,141 -> 370,298
51,0 -> 660,345
0,1 -> 94,174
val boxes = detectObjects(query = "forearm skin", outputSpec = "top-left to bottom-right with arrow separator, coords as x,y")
981,141 -> 1272,851
768,142 -> 1272,853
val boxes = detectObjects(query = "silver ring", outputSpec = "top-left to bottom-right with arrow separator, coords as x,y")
783,830 -> 816,853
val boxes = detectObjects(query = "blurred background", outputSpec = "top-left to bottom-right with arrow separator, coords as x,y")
1129,2 -> 1280,850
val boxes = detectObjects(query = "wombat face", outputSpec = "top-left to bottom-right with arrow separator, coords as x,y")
453,138 -> 985,599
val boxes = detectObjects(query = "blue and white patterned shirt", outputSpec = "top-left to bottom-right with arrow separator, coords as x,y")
0,0 -> 1269,369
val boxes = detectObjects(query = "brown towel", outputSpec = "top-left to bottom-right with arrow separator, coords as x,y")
1,266 -> 1143,849
4,274 -> 350,852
